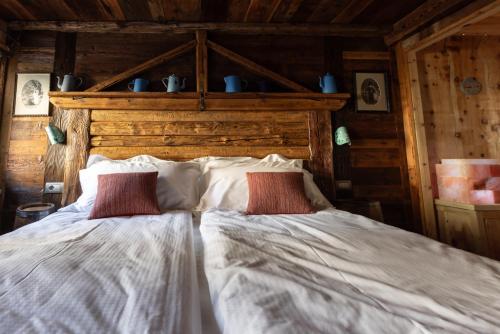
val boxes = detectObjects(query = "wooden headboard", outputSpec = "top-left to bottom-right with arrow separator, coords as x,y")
51,92 -> 349,205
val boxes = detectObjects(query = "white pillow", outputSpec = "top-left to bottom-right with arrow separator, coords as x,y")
194,154 -> 332,212
75,155 -> 200,212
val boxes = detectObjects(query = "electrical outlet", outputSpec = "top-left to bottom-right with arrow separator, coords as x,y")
335,180 -> 352,190
44,182 -> 64,194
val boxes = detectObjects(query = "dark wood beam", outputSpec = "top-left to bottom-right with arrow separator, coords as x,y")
331,0 -> 376,23
146,0 -> 165,20
307,0 -> 348,23
163,0 -> 202,21
0,0 -> 37,20
402,0 -> 500,51
274,0 -> 304,22
98,0 -> 126,20
385,0 -> 471,45
7,21 -> 389,36
0,20 -> 9,53
196,30 -> 208,93
266,0 -> 283,22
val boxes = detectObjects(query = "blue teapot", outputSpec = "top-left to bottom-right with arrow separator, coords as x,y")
319,73 -> 338,93
57,74 -> 84,92
162,74 -> 186,93
128,78 -> 149,92
224,75 -> 248,93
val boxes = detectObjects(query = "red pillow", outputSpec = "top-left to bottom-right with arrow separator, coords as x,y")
246,172 -> 316,215
89,172 -> 161,219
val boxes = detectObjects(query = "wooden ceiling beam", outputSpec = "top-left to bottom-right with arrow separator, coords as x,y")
331,0 -> 376,24
97,0 -> 126,20
0,20 -> 9,53
402,0 -> 500,52
266,0 -> 283,22
277,0 -> 303,22
1,0 -> 37,20
7,21 -> 389,37
146,0 -> 166,21
385,0 -> 471,46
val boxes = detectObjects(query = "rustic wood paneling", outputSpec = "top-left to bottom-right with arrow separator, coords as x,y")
1,31 -> 415,233
331,37 -> 414,230
1,32 -> 56,231
90,146 -> 310,160
418,35 -> 500,196
90,121 -> 308,136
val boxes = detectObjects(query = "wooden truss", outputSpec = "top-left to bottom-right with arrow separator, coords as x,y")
85,30 -> 310,94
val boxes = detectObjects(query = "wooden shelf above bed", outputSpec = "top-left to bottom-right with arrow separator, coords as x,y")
48,91 -> 350,111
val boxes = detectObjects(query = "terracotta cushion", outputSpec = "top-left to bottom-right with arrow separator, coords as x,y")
89,172 -> 160,219
246,172 -> 316,215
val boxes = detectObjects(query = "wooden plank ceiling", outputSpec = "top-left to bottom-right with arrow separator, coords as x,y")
0,0 -> 432,25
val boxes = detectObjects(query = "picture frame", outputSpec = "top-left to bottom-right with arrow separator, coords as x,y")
353,72 -> 390,113
14,73 -> 51,116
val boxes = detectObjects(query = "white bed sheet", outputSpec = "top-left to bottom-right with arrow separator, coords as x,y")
200,208 -> 500,334
0,205 -> 201,334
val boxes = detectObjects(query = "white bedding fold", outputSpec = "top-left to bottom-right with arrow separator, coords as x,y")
200,208 -> 500,334
0,208 -> 201,334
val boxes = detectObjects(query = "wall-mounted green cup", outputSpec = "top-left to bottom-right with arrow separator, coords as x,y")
335,126 -> 351,146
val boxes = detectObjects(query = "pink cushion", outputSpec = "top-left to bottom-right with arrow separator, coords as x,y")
89,172 -> 160,219
246,172 -> 316,215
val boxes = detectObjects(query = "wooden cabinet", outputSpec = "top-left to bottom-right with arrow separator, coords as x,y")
435,199 -> 500,260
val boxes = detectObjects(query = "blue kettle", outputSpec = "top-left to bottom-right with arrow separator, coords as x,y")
319,73 -> 338,93
162,74 -> 186,93
224,75 -> 248,93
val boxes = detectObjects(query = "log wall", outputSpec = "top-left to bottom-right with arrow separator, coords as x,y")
0,31 -> 414,232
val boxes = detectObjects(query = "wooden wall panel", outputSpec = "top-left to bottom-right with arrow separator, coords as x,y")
417,35 -> 500,197
1,32 -> 56,231
88,109 -> 311,160
0,32 -> 414,232
333,38 -> 414,231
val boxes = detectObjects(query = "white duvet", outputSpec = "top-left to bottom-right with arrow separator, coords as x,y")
200,208 -> 500,334
0,206 -> 201,334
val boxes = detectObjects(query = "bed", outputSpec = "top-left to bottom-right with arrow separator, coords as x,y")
0,204 -> 201,334
200,208 -> 500,334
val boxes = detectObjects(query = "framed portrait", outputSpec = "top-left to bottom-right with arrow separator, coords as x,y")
354,72 -> 390,113
14,73 -> 51,116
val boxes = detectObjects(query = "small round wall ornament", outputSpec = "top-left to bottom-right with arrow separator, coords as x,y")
460,77 -> 482,96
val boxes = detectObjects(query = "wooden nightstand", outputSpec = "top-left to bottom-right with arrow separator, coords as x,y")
435,199 -> 500,260
334,199 -> 384,222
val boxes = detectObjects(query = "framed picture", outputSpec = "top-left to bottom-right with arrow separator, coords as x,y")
14,73 -> 51,116
354,72 -> 390,113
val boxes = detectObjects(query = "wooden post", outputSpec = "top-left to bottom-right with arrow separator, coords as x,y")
308,110 -> 335,201
44,32 -> 76,206
196,30 -> 208,94
390,46 -> 421,232
62,109 -> 90,206
394,43 -> 437,238
0,55 -> 16,231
